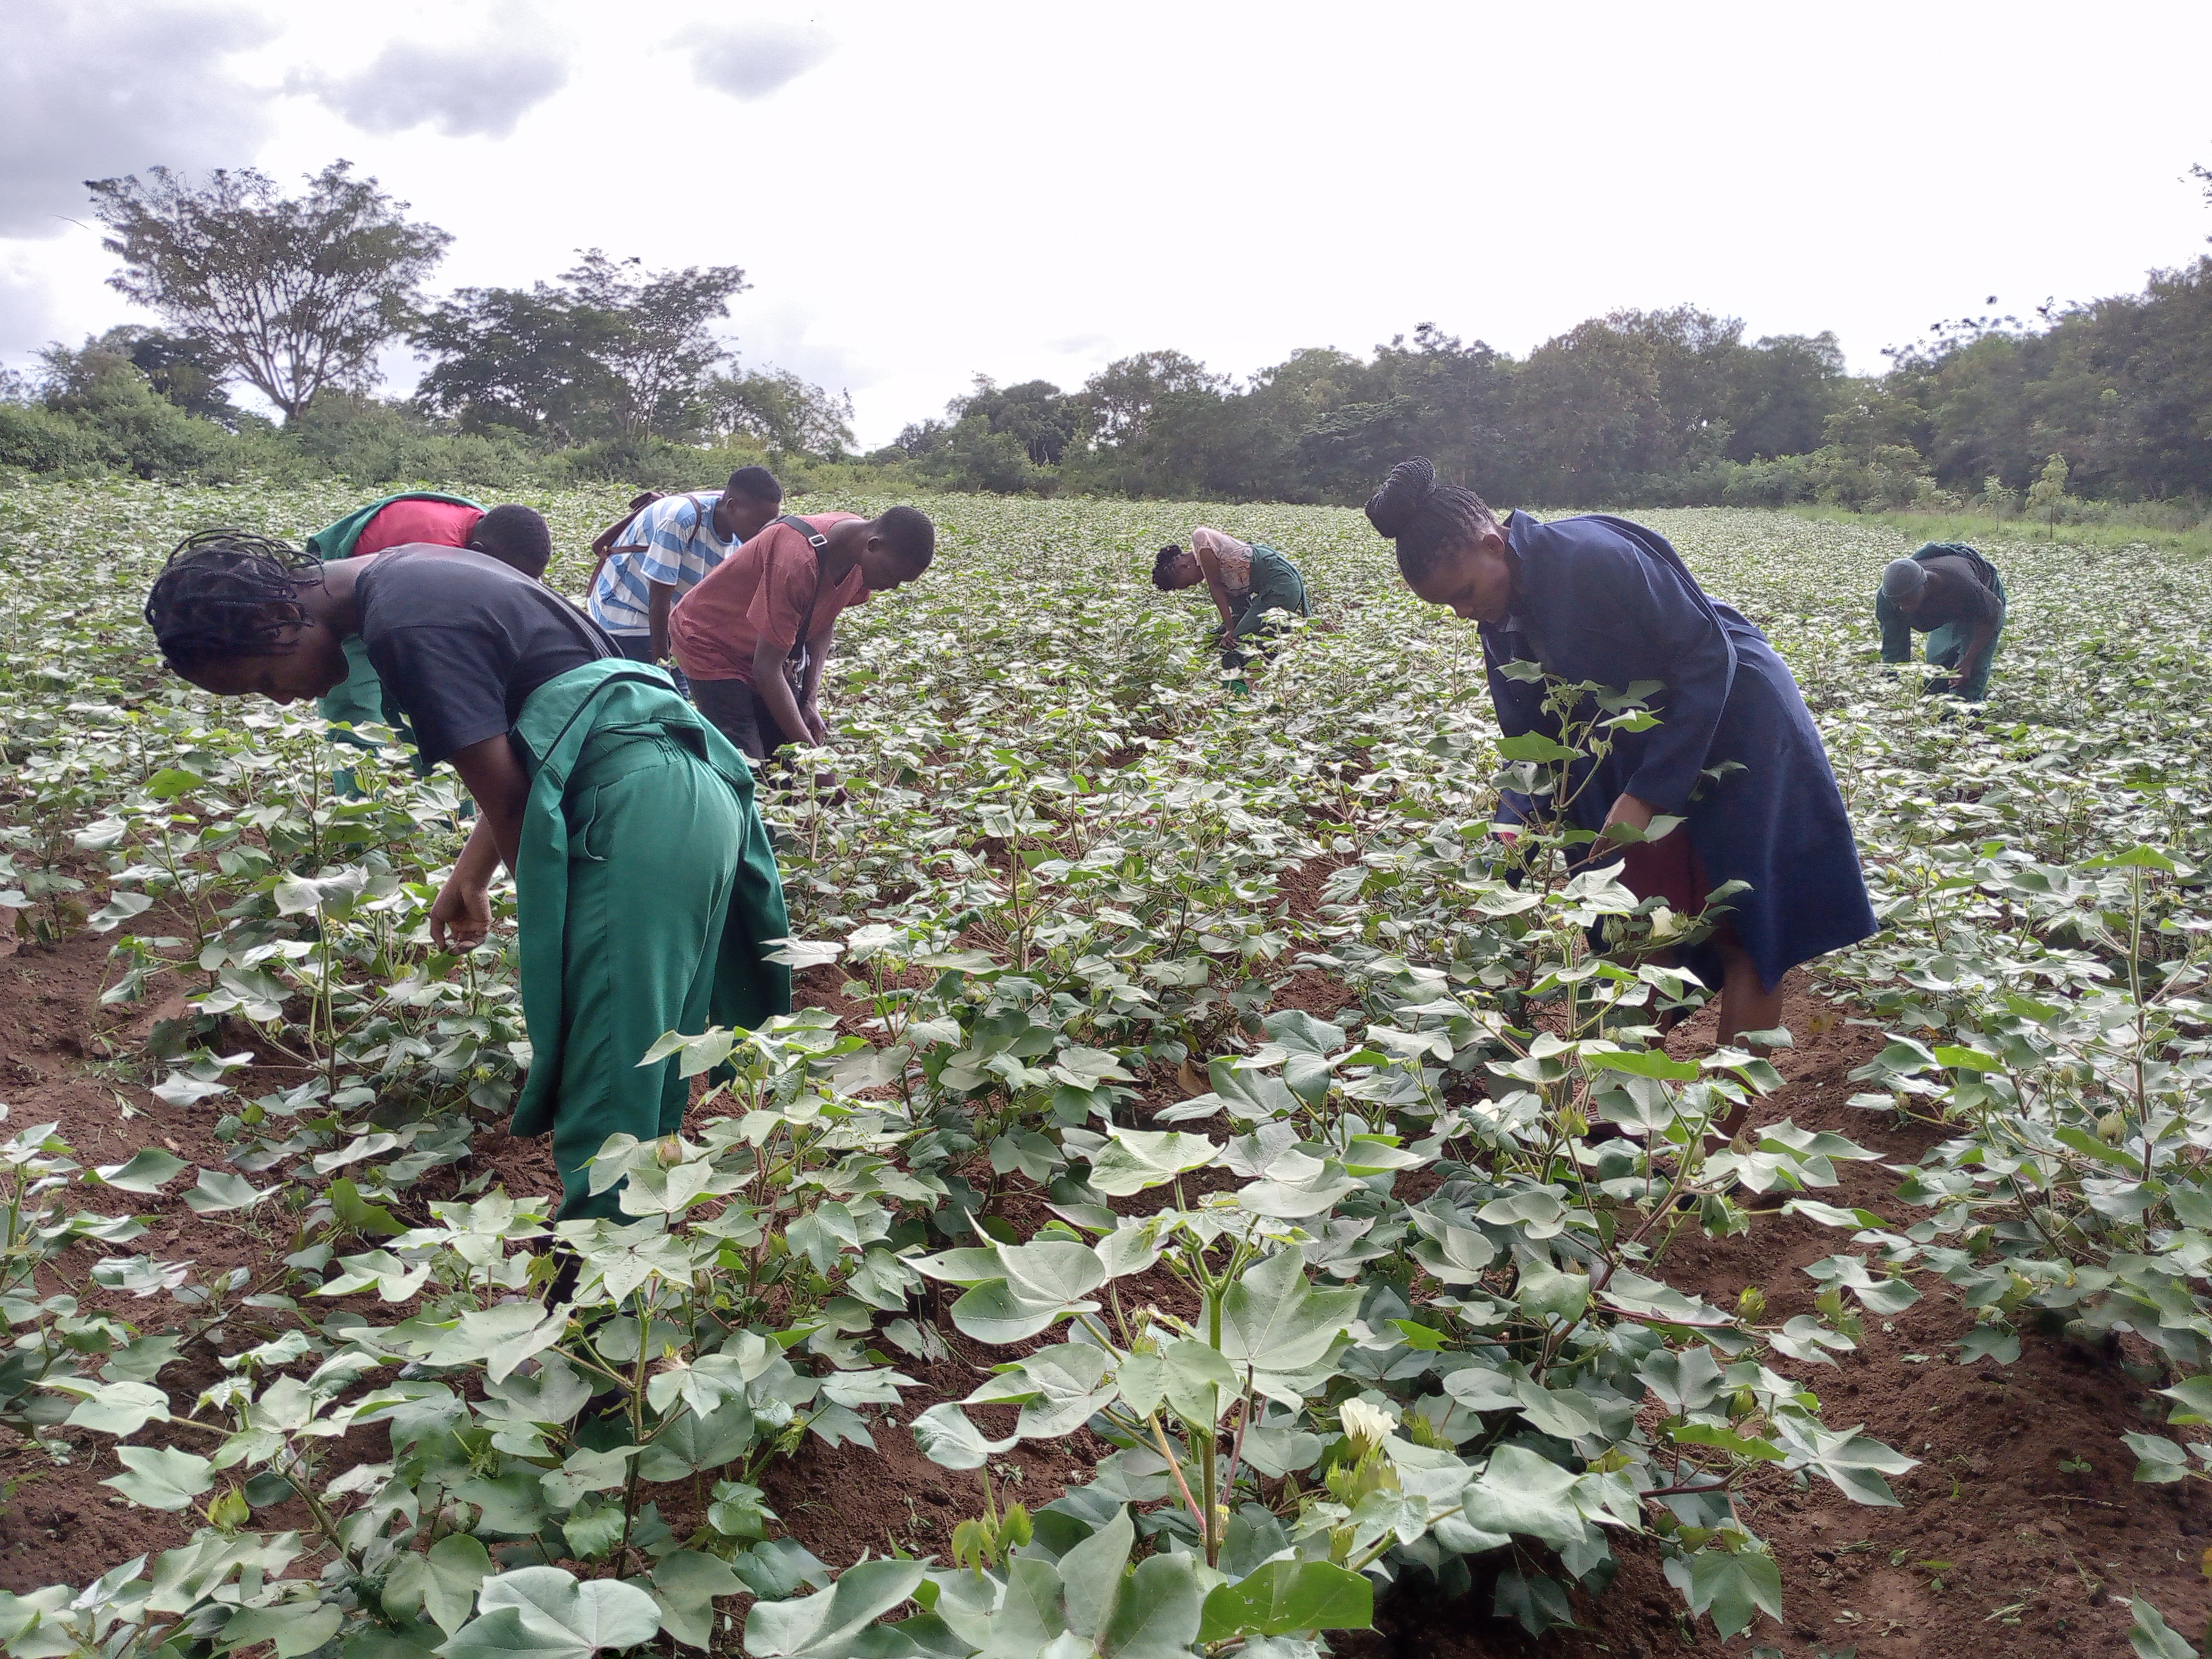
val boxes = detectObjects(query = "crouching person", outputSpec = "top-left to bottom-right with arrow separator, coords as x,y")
671,506 -> 935,765
143,530 -> 792,1224
304,492 -> 555,793
1152,526 -> 1312,674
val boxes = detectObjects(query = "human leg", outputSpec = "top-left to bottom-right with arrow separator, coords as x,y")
692,677 -> 773,763
1709,933 -> 1786,1136
547,738 -> 742,1220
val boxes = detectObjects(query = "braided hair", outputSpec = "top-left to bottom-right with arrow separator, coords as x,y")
1151,544 -> 1187,590
1362,457 -> 1501,582
144,529 -> 322,674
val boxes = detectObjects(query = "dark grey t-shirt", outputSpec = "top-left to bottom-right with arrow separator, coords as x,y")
1909,555 -> 2005,632
356,545 -> 615,765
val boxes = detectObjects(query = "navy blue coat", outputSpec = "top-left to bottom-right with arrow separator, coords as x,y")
1484,512 -> 1876,992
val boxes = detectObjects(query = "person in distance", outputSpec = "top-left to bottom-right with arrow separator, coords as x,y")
588,467 -> 785,693
1875,543 -> 2006,703
1364,457 -> 1876,1083
672,505 -> 936,764
303,493 -> 556,793
1152,526 -> 1312,672
141,530 -> 791,1229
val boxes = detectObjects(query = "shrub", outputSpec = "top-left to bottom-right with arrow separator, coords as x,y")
0,403 -> 99,474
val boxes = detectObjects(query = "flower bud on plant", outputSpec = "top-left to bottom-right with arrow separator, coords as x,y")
2096,1110 -> 2127,1144
1737,1286 -> 1766,1323
1340,1397 -> 1396,1460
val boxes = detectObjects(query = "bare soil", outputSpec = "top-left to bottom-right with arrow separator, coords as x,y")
3,928 -> 2208,1657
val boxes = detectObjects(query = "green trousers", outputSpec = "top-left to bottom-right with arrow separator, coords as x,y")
547,730 -> 743,1220
1922,601 -> 2006,702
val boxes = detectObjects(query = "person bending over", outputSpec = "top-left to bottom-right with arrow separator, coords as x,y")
1365,458 -> 1876,1107
1876,542 -> 2006,703
305,495 -> 556,791
1152,526 -> 1311,669
673,506 -> 935,764
142,531 -> 791,1226
589,467 -> 783,692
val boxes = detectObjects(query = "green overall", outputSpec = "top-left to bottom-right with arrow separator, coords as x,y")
308,493 -> 483,795
1876,543 -> 2008,702
507,660 -> 792,1219
1222,541 -> 1313,681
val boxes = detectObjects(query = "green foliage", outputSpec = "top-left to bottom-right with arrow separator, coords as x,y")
86,161 -> 453,421
1,489 -> 2207,1657
411,252 -> 752,445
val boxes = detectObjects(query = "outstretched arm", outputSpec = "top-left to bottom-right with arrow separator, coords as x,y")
752,635 -> 814,751
1951,579 -> 2005,693
1190,539 -> 1242,635
1876,592 -> 1914,665
429,734 -> 532,951
796,621 -> 836,743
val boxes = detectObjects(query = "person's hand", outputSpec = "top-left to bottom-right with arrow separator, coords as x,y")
430,873 -> 493,952
1601,791 -> 1661,842
801,703 -> 830,746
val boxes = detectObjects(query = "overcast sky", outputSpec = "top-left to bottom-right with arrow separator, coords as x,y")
5,0 -> 2208,448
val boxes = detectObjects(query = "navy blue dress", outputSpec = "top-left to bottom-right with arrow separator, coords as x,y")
1484,512 -> 1876,992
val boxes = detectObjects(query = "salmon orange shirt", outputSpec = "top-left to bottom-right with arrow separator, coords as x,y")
354,499 -> 484,556
670,513 -> 869,684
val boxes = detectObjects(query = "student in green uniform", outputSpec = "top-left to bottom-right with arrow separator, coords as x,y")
141,529 -> 791,1227
1877,543 -> 2007,702
1152,526 -> 1312,672
307,493 -> 555,793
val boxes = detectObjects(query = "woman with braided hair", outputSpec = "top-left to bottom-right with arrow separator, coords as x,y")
1364,459 -> 1874,1075
143,529 -> 791,1230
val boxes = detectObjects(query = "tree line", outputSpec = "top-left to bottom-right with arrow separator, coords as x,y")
3,158 -> 2208,515
0,162 -> 856,484
895,266 -> 2212,512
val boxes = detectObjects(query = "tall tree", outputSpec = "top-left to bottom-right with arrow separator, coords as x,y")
1083,351 -> 1221,445
86,162 -> 451,421
559,251 -> 748,438
411,251 -> 746,443
706,366 -> 855,456
408,282 -> 613,443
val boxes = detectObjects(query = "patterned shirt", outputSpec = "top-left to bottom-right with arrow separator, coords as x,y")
588,492 -> 736,635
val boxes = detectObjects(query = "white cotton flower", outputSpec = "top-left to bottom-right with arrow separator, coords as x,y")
1340,1397 -> 1398,1458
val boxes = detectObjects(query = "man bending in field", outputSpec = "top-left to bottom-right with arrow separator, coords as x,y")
1876,542 -> 2007,703
671,506 -> 935,764
1153,527 -> 1312,671
589,467 -> 784,692
305,493 -> 555,792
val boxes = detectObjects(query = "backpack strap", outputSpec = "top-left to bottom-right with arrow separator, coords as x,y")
776,515 -> 832,652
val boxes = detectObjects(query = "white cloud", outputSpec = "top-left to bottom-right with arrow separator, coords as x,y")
0,0 -> 275,238
297,38 -> 568,140
682,20 -> 832,100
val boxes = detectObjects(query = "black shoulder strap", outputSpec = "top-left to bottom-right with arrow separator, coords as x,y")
776,515 -> 831,651
776,513 -> 830,551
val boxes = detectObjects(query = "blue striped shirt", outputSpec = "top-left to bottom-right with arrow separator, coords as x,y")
589,491 -> 736,634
